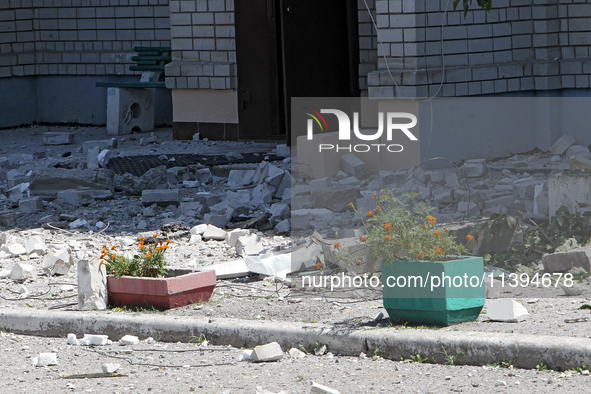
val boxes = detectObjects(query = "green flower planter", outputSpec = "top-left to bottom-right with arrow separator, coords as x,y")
381,256 -> 485,326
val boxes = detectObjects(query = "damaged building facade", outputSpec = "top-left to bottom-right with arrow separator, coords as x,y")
2,1 -> 591,164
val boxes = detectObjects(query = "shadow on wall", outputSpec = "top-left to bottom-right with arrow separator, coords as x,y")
0,75 -> 172,128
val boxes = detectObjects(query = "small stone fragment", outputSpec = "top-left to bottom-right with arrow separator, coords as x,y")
119,335 -> 140,345
102,363 -> 120,373
33,353 -> 57,367
251,342 -> 284,362
486,299 -> 529,322
310,382 -> 341,394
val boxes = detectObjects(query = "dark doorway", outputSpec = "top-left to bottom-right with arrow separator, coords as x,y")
234,0 -> 359,142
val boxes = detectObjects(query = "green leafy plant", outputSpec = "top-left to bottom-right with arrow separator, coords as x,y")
188,333 -> 208,345
453,0 -> 492,17
101,234 -> 172,278
536,361 -> 550,372
437,340 -> 464,365
472,206 -> 591,271
295,375 -> 305,382
567,365 -> 589,374
488,359 -> 515,368
410,354 -> 429,363
347,192 -> 468,266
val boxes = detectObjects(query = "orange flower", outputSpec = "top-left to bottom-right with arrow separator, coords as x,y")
99,260 -> 104,265
145,253 -> 152,258
161,245 -> 169,249
426,215 -> 435,221
359,237 -> 367,242
384,235 -> 391,241
153,234 -> 158,237
111,254 -> 116,258
139,237 -> 145,240
434,231 -> 441,236
384,223 -> 392,230
111,245 -> 117,250
444,228 -> 449,233
372,193 -> 377,197
367,210 -> 375,217
156,247 -> 162,252
102,244 -> 107,248
420,224 -> 427,230
428,220 -> 436,225
435,248 -> 443,255
100,253 -> 107,259
376,206 -> 381,211
334,243 -> 341,249
430,244 -> 434,249
417,253 -> 425,259
466,234 -> 474,240
139,245 -> 144,249
166,239 -> 171,243
139,240 -> 144,245
314,262 -> 323,269
348,202 -> 354,207
407,244 -> 413,249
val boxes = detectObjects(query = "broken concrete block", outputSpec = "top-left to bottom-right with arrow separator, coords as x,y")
444,173 -> 461,189
18,196 -> 43,213
97,149 -> 112,167
202,224 -> 226,241
102,363 -> 120,373
79,334 -> 109,346
312,186 -> 363,212
275,171 -> 293,199
251,342 -> 284,362
235,234 -> 265,256
119,335 -> 139,345
57,189 -> 94,206
69,218 -> 88,229
179,202 -> 204,218
513,179 -> 542,199
457,201 -> 480,217
0,211 -> 16,227
142,189 -> 180,206
484,195 -> 513,209
548,172 -> 591,218
2,243 -> 26,257
82,139 -> 117,153
203,213 -> 229,228
269,203 -> 290,225
463,159 -> 487,177
551,134 -> 576,155
113,165 -> 167,195
276,144 -> 290,157
340,153 -> 365,178
486,299 -> 528,322
66,333 -> 79,345
43,132 -> 74,145
10,262 -> 36,280
239,349 -> 253,361
265,164 -> 285,188
569,153 -> 591,171
190,223 -> 208,235
42,247 -> 74,275
339,176 -> 361,188
25,236 -> 46,255
566,144 -> 591,159
227,169 -> 256,188
33,353 -> 58,367
87,146 -> 100,170
560,282 -> 586,296
225,229 -> 250,248
432,189 -> 454,204
310,177 -> 331,193
542,246 -> 591,272
274,219 -> 290,233
310,382 -> 341,394
533,184 -> 549,217
289,348 -> 306,359
195,168 -> 213,184
77,259 -> 108,310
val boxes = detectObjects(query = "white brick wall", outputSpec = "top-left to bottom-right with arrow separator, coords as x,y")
0,0 -> 170,78
368,0 -> 591,97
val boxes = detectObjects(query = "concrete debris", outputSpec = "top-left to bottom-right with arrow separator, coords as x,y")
43,132 -> 75,145
66,333 -> 79,345
142,189 -> 180,206
202,224 -> 226,241
87,146 -> 100,169
42,247 -> 73,275
244,251 -> 292,278
463,159 -> 487,177
569,154 -> 591,171
79,334 -> 109,346
2,242 -> 26,257
235,233 -> 265,256
310,382 -> 341,394
77,259 -> 108,311
289,348 -> 306,359
276,144 -> 290,157
97,149 -> 112,167
19,196 -> 43,213
542,246 -> 591,273
559,283 -> 586,296
239,349 -> 253,361
102,363 -> 120,373
340,153 -> 365,178
119,335 -> 140,345
69,218 -> 88,229
16,284 -> 29,294
201,259 -> 250,279
190,223 -> 208,235
33,353 -> 58,367
57,189 -> 94,206
10,262 -> 36,280
250,342 -> 284,362
551,134 -> 576,155
225,229 -> 250,248
225,151 -> 243,160
486,299 -> 529,322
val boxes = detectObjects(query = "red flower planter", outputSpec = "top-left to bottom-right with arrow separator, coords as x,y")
107,269 -> 216,309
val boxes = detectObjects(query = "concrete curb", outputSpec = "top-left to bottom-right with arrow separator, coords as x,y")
1,308 -> 589,371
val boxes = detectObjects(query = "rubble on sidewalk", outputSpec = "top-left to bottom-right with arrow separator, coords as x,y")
250,342 -> 284,362
486,299 -> 529,322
